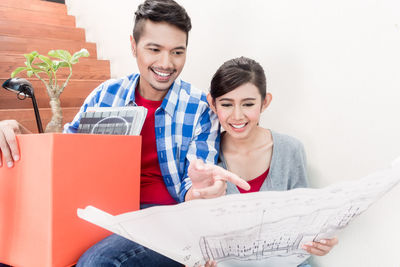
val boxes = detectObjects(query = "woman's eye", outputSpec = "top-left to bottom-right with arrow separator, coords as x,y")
221,103 -> 232,107
243,103 -> 255,107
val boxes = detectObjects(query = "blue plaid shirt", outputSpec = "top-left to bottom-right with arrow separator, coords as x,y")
64,73 -> 220,202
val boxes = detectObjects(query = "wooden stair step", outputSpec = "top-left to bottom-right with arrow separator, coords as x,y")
0,0 -> 111,134
0,0 -> 67,15
0,79 -> 103,109
0,107 -> 80,133
0,55 -> 111,80
0,6 -> 75,27
0,35 -> 97,59
0,53 -> 107,64
0,20 -> 86,41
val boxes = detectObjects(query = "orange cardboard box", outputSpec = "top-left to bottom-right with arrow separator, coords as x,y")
0,133 -> 141,267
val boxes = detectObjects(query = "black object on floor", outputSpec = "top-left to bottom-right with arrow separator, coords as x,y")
42,0 -> 65,4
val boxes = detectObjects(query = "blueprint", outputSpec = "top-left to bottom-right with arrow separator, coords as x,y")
78,158 -> 400,267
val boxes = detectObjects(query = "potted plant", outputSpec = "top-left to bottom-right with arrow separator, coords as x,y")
11,48 -> 89,133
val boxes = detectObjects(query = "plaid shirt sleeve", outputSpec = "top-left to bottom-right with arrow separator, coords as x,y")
179,107 -> 220,202
63,74 -> 138,133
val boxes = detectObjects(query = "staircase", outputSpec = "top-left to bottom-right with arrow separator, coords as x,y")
0,0 -> 110,133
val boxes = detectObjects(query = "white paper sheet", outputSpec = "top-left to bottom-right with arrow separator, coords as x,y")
78,159 -> 400,267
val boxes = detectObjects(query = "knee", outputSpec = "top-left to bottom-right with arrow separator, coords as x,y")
77,250 -> 114,267
76,234 -> 140,267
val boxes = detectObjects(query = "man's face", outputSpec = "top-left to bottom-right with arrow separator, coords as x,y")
131,20 -> 187,101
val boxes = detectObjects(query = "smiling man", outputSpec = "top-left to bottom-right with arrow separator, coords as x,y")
66,0 -> 219,266
56,0 -> 230,265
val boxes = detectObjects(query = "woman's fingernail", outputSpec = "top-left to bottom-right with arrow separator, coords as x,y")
7,161 -> 13,168
193,190 -> 200,197
320,239 -> 327,244
13,155 -> 19,161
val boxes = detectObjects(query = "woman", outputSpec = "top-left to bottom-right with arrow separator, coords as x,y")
191,57 -> 338,267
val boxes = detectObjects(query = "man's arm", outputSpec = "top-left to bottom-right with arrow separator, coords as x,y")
180,108 -> 220,202
0,120 -> 31,168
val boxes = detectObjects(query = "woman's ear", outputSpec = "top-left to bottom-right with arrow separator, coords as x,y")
207,93 -> 217,113
261,93 -> 272,112
130,35 -> 137,57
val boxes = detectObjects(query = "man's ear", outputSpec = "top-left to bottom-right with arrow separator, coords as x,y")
207,93 -> 217,113
130,35 -> 137,57
261,93 -> 272,112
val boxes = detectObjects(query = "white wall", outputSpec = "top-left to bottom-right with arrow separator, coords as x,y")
65,0 -> 400,266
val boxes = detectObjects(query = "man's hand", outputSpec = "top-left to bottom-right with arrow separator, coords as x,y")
186,159 -> 250,200
302,237 -> 339,256
0,120 -> 30,168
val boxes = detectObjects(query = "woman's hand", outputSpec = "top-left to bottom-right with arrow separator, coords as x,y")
186,260 -> 216,267
302,237 -> 339,256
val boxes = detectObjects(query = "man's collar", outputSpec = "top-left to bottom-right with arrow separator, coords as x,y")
125,74 -> 181,117
161,79 -> 181,117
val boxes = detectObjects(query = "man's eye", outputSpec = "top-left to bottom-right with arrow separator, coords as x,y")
149,48 -> 160,52
172,51 -> 184,55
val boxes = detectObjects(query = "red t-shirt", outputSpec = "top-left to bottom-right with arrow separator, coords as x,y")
238,168 -> 269,193
135,90 -> 177,205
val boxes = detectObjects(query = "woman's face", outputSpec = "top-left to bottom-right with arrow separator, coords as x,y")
209,83 -> 271,140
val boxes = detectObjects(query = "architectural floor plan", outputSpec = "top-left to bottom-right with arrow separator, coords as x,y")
78,158 -> 400,267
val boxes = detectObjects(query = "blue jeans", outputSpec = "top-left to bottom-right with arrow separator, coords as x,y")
76,233 -> 182,267
77,203 -> 182,267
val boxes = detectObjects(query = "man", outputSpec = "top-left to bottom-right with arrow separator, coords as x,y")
0,0 -> 246,266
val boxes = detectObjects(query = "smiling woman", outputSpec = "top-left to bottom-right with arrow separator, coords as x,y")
210,83 -> 270,140
205,57 -> 338,266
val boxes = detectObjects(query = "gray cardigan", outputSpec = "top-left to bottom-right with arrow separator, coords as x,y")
219,130 -> 309,194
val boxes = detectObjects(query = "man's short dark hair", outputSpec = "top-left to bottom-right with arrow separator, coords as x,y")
210,57 -> 267,100
133,0 -> 192,44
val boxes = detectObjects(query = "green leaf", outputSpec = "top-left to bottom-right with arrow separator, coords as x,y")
34,62 -> 49,68
70,48 -> 90,64
48,49 -> 72,61
52,60 -> 70,71
23,51 -> 39,68
73,48 -> 90,58
31,67 -> 46,74
11,67 -> 27,78
38,55 -> 53,67
27,70 -> 33,77
29,67 -> 49,79
34,62 -> 51,73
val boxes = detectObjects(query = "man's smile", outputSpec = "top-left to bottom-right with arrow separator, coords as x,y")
150,67 -> 176,81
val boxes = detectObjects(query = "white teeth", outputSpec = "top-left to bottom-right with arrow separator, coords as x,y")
153,69 -> 171,77
231,123 -> 246,129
